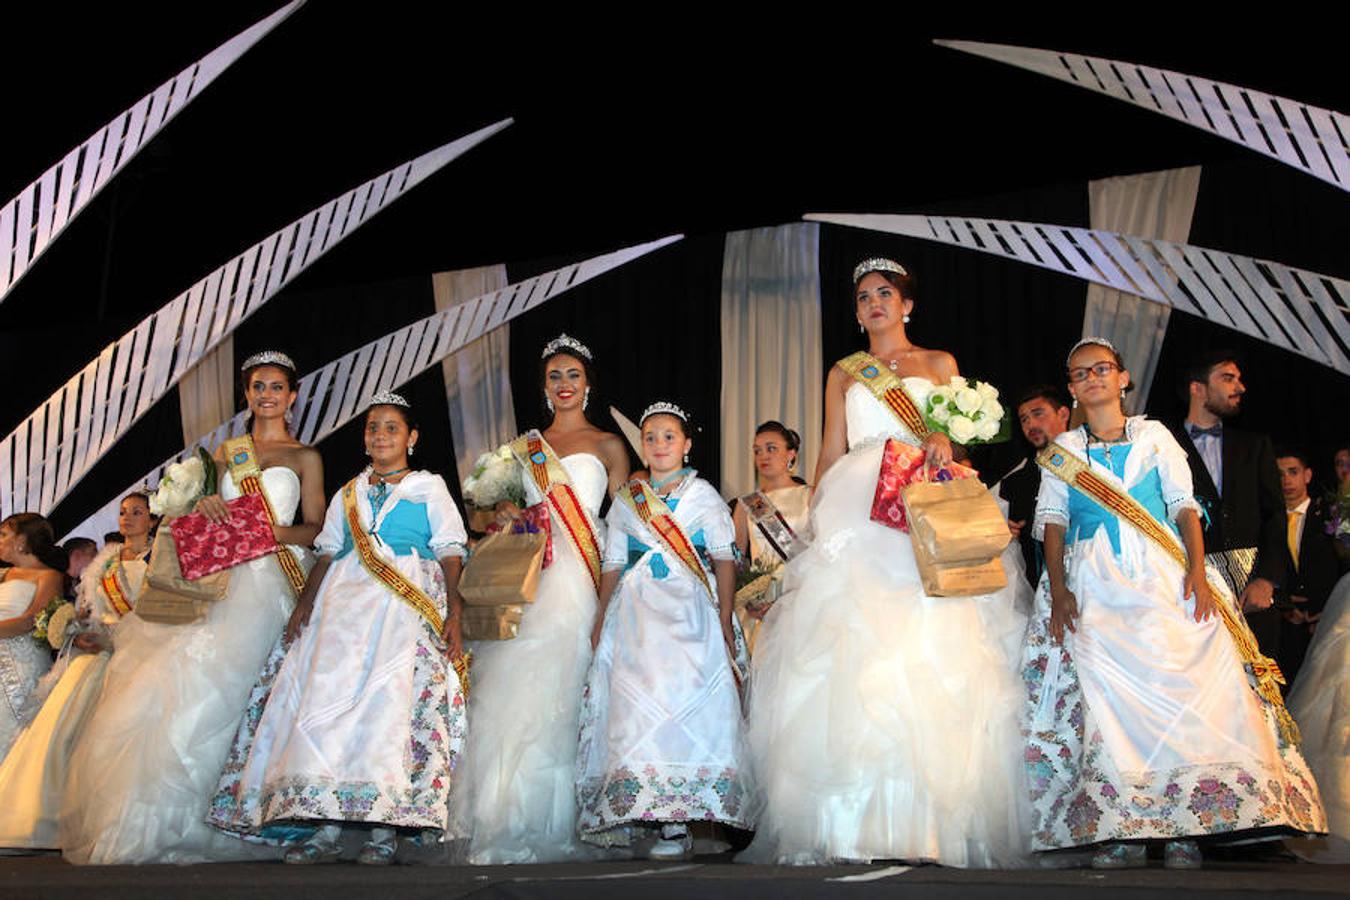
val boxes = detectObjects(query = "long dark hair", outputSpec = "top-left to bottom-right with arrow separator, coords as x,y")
2,513 -> 68,573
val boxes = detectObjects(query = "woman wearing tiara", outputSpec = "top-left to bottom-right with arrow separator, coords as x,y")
741,259 -> 1030,867
209,391 -> 468,866
60,351 -> 325,865
1023,338 -> 1324,869
453,334 -> 629,864
576,402 -> 754,861
0,492 -> 154,850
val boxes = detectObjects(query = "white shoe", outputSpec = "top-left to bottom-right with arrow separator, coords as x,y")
647,825 -> 692,861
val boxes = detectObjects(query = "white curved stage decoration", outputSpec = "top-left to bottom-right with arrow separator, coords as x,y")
67,235 -> 681,539
0,2 -> 305,306
0,119 -> 512,521
936,40 -> 1350,192
807,213 -> 1350,376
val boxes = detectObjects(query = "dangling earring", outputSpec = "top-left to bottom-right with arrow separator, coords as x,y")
1119,388 -> 1126,400
583,386 -> 591,411
408,443 -> 416,457
683,453 -> 689,465
1072,397 -> 1079,409
284,407 -> 294,425
858,322 -> 864,334
545,394 -> 554,414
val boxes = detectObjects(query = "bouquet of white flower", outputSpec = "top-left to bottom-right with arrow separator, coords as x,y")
924,377 -> 1009,444
149,447 -> 217,517
462,444 -> 526,510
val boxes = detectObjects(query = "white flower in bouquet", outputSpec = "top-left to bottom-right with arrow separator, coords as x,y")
979,397 -> 1003,421
954,387 -> 983,416
975,417 -> 1000,441
976,381 -> 999,401
150,455 -> 206,517
462,446 -> 525,509
948,415 -> 978,443
930,403 -> 952,424
949,375 -> 968,390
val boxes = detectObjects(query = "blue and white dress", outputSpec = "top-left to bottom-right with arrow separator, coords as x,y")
575,474 -> 754,845
210,470 -> 468,836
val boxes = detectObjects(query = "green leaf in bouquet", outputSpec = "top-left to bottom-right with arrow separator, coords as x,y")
197,445 -> 218,497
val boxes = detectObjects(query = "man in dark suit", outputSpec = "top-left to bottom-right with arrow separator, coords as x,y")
1274,449 -> 1343,690
997,385 -> 1071,587
1168,351 -> 1287,656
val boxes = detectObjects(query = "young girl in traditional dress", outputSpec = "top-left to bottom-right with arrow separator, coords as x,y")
575,402 -> 754,860
1024,337 -> 1325,868
209,391 -> 468,866
453,334 -> 628,864
0,493 -> 154,850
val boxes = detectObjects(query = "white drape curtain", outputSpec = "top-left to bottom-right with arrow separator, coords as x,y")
179,336 -> 235,446
1082,166 -> 1201,412
432,265 -> 516,486
719,223 -> 822,498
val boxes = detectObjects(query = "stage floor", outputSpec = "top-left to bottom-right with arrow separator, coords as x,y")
1,856 -> 1346,900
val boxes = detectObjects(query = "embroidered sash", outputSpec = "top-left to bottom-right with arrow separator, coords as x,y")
1037,441 -> 1299,745
100,555 -> 135,617
837,351 -> 931,440
509,430 -> 603,591
739,490 -> 807,564
221,435 -> 307,598
341,477 -> 445,643
618,478 -> 714,599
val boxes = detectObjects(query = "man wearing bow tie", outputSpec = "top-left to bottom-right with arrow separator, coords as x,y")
1169,351 -> 1286,657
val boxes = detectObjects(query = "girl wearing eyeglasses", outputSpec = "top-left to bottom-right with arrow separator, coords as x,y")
1023,338 -> 1325,869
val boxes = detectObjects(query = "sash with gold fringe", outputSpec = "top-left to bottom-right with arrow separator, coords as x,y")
100,555 -> 135,617
837,351 -> 931,441
221,435 -> 308,598
617,478 -> 714,599
342,477 -> 446,643
1037,441 -> 1300,745
509,430 -> 603,591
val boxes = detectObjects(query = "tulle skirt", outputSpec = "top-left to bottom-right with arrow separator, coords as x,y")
59,552 -> 304,864
450,540 -> 597,863
741,440 -> 1032,867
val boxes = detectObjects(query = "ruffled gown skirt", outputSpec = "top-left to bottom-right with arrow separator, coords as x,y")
451,541 -> 597,863
741,441 -> 1031,867
0,636 -> 52,759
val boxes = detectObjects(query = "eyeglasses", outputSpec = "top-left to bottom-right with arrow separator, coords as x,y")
1067,361 -> 1120,382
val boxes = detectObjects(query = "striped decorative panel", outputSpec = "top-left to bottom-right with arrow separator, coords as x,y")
0,2 -> 304,305
0,119 -> 512,520
64,235 -> 681,540
936,40 -> 1350,191
806,212 -> 1350,375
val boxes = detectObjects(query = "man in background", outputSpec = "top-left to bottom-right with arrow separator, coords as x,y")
1274,448 -> 1342,690
998,385 -> 1071,587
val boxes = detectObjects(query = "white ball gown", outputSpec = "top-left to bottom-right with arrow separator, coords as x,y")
0,579 -> 52,758
741,377 -> 1032,867
452,452 -> 608,863
576,474 -> 755,846
1021,420 -> 1325,850
208,470 -> 467,837
0,544 -> 144,849
59,467 -> 311,864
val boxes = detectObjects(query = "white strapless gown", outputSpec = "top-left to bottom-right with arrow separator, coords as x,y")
0,580 -> 51,758
59,468 -> 310,864
452,453 -> 608,863
741,380 -> 1032,867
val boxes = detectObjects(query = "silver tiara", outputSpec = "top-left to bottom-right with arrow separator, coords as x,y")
640,400 -> 687,424
1066,336 -> 1119,367
369,390 -> 411,409
240,350 -> 296,372
852,257 -> 908,283
541,333 -> 592,361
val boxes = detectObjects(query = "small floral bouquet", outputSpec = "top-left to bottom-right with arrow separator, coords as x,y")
1324,482 -> 1350,568
149,447 -> 217,517
462,444 -> 526,511
33,597 -> 77,650
924,377 -> 1009,444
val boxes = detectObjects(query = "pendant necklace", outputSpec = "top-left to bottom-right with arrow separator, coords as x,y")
371,466 -> 410,512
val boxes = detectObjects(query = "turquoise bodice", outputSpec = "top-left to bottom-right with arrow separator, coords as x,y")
1066,444 -> 1175,555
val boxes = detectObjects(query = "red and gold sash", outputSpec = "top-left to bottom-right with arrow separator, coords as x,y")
509,430 -> 603,591
837,351 -> 931,440
222,435 -> 308,598
618,478 -> 713,599
1038,441 -> 1299,745
100,555 -> 135,617
342,477 -> 445,642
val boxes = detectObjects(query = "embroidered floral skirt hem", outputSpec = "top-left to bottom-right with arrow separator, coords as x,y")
209,555 -> 466,834
575,566 -> 754,847
1021,564 -> 1327,851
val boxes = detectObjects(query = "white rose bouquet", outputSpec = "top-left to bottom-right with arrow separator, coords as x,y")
462,444 -> 526,510
149,447 -> 217,517
924,377 -> 1009,445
